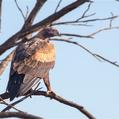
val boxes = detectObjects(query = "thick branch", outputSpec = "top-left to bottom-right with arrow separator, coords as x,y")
0,112 -> 43,119
0,0 -> 89,55
21,0 -> 89,35
22,0 -> 46,39
0,91 -> 96,119
34,91 -> 96,119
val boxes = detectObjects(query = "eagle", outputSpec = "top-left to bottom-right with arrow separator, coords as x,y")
6,27 -> 59,101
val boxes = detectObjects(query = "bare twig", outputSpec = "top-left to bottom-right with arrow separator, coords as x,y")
51,38 -> 119,67
14,0 -> 26,21
94,54 -> 119,67
0,97 -> 24,113
51,38 -> 101,61
89,26 -> 119,37
52,1 -> 94,26
60,33 -> 93,38
53,15 -> 118,26
54,0 -> 63,13
109,13 -> 114,28
25,5 -> 29,19
0,112 -> 43,119
54,23 -> 92,26
2,83 -> 41,112
86,13 -> 119,37
79,15 -> 118,23
54,1 -> 119,27
2,96 -> 30,112
77,1 -> 93,21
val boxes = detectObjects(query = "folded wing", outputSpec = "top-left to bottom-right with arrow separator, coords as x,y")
7,38 -> 55,101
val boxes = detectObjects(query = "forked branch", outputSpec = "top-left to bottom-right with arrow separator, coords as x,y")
0,0 -> 89,55
51,38 -> 119,68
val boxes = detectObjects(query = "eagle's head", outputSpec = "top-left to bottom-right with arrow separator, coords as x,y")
41,27 -> 60,38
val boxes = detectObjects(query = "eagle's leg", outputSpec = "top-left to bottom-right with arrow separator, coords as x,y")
43,73 -> 52,94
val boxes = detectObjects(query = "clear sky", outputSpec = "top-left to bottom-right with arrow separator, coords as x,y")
0,0 -> 119,119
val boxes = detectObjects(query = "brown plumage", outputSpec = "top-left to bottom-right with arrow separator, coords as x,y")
7,28 -> 59,101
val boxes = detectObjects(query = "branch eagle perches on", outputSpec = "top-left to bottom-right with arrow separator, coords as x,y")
0,91 -> 96,119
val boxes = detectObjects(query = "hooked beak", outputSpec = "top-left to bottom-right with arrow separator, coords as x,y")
54,30 -> 60,36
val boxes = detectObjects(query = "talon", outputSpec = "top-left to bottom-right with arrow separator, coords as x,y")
46,90 -> 56,97
46,90 -> 52,95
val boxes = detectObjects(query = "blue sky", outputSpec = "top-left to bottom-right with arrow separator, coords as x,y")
0,0 -> 119,119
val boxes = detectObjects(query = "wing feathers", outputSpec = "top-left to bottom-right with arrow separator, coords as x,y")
19,75 -> 40,96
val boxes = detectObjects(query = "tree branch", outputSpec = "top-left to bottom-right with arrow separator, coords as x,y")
52,15 -> 118,26
1,83 -> 41,112
89,26 -> 119,37
0,91 -> 96,119
52,2 -> 118,27
89,14 -> 119,37
0,112 -> 43,119
0,97 -> 24,113
60,33 -> 93,38
54,0 -> 62,13
22,0 -> 47,29
14,0 -> 26,21
59,14 -> 119,39
35,91 -> 96,119
0,0 -> 89,55
51,38 -> 119,67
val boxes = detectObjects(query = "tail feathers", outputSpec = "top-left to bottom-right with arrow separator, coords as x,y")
7,72 -> 25,101
19,77 -> 40,96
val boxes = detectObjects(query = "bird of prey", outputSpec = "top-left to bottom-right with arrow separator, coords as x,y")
6,27 -> 59,101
